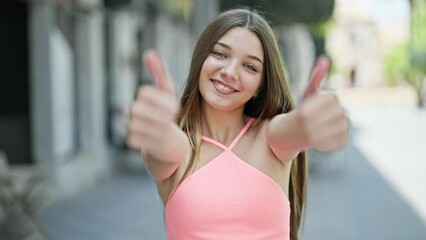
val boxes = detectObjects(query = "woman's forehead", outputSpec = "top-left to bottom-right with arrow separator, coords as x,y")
216,27 -> 264,61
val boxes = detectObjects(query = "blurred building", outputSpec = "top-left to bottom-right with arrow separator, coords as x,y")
327,0 -> 411,87
0,0 -> 218,200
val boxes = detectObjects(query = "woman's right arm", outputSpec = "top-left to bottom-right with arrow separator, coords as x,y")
127,50 -> 191,182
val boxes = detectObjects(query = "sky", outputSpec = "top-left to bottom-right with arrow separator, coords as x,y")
337,0 -> 411,26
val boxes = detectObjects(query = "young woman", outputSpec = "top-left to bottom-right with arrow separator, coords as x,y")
127,8 -> 349,240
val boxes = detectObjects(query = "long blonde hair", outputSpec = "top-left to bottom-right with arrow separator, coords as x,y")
177,8 -> 307,240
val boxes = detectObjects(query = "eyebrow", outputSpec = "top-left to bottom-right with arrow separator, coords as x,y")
215,41 -> 263,64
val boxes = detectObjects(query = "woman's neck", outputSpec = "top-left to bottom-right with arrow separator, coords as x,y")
201,107 -> 248,145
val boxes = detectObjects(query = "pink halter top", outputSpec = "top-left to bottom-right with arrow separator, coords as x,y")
165,118 -> 290,239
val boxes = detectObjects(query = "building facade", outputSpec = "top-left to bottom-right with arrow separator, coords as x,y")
0,0 -> 218,200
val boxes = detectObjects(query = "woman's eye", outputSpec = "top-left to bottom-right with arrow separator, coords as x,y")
245,64 -> 257,72
212,51 -> 226,58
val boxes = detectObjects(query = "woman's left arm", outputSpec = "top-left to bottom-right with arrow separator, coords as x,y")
267,93 -> 349,162
267,56 -> 349,162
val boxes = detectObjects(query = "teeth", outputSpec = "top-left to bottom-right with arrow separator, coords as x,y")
214,81 -> 235,92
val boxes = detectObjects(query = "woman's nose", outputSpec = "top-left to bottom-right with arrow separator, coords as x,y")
220,60 -> 239,80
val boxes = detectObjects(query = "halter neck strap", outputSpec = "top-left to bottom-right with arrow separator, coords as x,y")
201,118 -> 255,150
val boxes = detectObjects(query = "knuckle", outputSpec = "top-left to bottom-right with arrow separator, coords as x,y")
336,107 -> 346,119
328,92 -> 339,102
137,86 -> 155,100
163,98 -> 179,117
130,103 -> 139,116
137,86 -> 147,100
323,92 -> 338,105
128,121 -> 139,132
298,108 -> 310,121
170,102 -> 180,116
344,119 -> 350,131
126,135 -> 139,149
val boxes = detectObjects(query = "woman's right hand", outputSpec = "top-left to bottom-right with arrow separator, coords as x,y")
127,50 -> 184,163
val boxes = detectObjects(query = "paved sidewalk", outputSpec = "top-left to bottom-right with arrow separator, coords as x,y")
338,86 -> 426,225
348,105 -> 426,224
40,169 -> 167,240
303,143 -> 426,240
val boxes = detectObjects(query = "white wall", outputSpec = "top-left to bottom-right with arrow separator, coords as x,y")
30,2 -> 110,199
280,23 -> 316,101
155,13 -> 193,94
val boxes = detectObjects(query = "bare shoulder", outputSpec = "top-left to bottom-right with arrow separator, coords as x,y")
251,118 -> 271,142
251,118 -> 270,135
244,118 -> 273,154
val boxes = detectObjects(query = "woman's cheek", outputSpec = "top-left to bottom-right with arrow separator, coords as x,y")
204,56 -> 221,68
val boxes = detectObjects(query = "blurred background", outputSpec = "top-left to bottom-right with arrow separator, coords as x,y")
0,0 -> 425,239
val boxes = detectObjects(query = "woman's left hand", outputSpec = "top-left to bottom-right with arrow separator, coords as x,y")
298,56 -> 349,151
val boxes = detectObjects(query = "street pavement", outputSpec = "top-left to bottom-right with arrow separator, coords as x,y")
40,168 -> 167,240
337,86 -> 426,225
40,87 -> 426,240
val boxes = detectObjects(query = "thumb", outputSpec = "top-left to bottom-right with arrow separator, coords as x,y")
303,55 -> 331,99
143,49 -> 175,94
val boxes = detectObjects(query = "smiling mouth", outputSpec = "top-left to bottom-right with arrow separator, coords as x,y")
212,80 -> 237,93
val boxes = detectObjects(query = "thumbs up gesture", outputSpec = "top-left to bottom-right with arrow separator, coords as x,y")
127,50 -> 187,162
298,56 -> 349,151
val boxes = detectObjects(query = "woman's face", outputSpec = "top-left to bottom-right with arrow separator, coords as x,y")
199,27 -> 264,113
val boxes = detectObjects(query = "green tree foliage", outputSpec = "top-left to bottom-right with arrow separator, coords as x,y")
411,0 -> 426,71
220,0 -> 334,25
384,0 -> 426,107
161,0 -> 193,21
410,0 -> 426,106
384,44 -> 425,106
384,45 -> 413,85
307,21 -> 333,57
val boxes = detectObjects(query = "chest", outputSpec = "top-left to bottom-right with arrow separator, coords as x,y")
197,132 -> 291,196
165,150 -> 291,238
